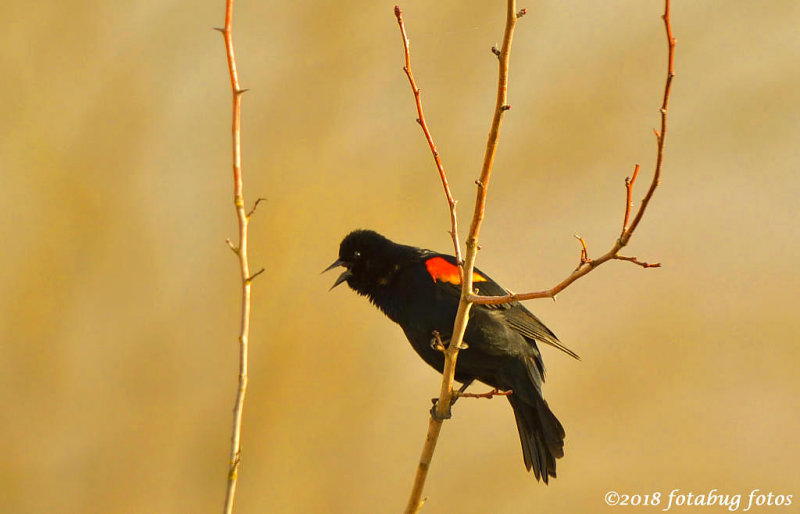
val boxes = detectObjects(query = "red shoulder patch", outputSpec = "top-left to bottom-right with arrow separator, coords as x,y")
425,256 -> 487,285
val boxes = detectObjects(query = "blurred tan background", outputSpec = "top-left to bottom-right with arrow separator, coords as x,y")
2,1 -> 798,512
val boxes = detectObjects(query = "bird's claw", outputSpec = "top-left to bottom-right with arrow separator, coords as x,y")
429,333 -> 449,352
429,399 -> 452,421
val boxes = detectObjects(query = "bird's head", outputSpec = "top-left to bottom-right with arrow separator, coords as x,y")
324,229 -> 410,296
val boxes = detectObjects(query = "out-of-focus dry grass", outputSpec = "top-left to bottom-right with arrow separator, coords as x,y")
1,1 -> 798,512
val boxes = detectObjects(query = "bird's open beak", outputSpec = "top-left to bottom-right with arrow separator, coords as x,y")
323,259 -> 352,290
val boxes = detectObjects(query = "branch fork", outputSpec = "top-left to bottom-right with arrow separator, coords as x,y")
398,2 -> 522,512
396,1 -> 675,511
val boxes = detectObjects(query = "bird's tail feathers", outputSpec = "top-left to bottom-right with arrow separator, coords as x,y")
506,359 -> 565,483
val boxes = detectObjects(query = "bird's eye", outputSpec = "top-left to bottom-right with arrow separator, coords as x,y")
353,250 -> 361,259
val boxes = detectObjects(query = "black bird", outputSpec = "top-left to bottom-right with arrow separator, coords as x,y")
326,229 -> 577,483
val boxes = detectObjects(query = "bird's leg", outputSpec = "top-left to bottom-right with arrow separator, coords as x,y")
430,379 -> 474,421
429,332 -> 468,352
429,330 -> 448,352
452,379 -> 474,404
429,402 -> 451,422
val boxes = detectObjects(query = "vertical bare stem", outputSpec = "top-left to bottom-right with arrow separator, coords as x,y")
465,0 -> 519,258
403,1 -> 520,512
394,6 -> 462,265
218,0 -> 254,512
620,0 -> 675,245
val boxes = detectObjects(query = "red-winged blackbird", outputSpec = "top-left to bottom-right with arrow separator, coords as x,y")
326,229 -> 578,483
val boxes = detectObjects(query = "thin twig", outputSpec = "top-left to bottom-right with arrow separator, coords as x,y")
247,268 -> 266,283
573,235 -> 590,272
403,2 -> 521,512
394,6 -> 462,266
467,0 -> 675,306
621,164 -> 640,235
218,0 -> 256,512
616,255 -> 661,268
456,388 -> 513,400
247,197 -> 267,218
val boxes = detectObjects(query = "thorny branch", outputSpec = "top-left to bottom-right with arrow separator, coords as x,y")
217,0 -> 261,512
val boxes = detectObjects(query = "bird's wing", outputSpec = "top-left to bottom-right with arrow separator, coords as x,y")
501,304 -> 580,360
422,253 -> 579,360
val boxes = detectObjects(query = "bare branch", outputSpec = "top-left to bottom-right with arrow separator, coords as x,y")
399,2 -> 675,511
403,1 -> 521,512
394,6 -> 462,266
456,388 -> 513,400
621,0 -> 675,246
219,0 -> 258,512
468,0 -> 675,306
